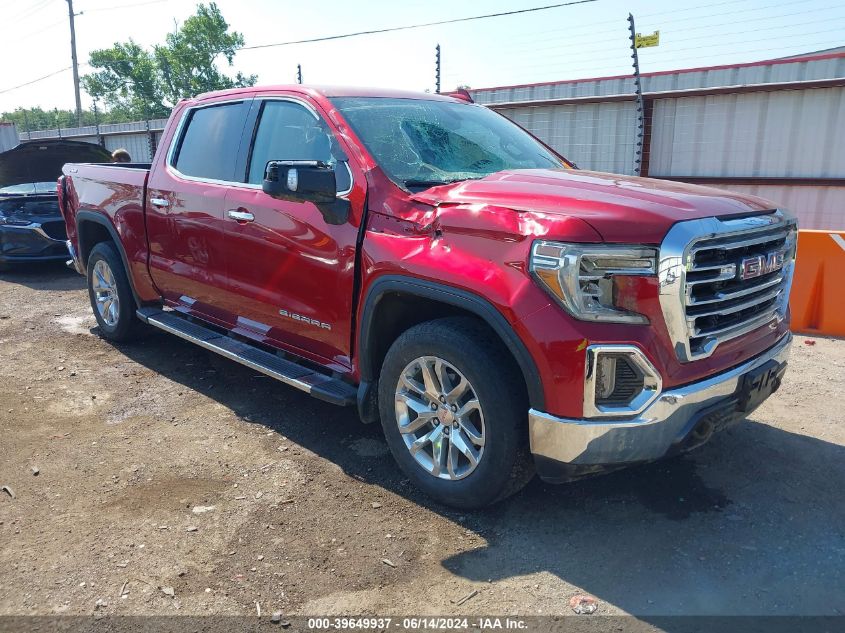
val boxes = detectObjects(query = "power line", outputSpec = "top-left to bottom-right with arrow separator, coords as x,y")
500,15 -> 845,63
4,17 -> 66,44
8,0 -> 57,23
638,0 -> 747,19
446,37 -> 845,88
79,0 -> 168,14
509,2 -> 844,51
508,0 -> 819,44
646,17 -> 845,46
2,0 -> 838,103
467,2 -> 844,64
0,67 -> 71,95
240,0 -> 598,51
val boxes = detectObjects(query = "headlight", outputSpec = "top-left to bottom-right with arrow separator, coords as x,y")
529,241 -> 657,324
0,214 -> 33,227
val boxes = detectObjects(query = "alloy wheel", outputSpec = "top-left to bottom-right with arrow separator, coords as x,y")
394,355 -> 485,480
92,259 -> 120,327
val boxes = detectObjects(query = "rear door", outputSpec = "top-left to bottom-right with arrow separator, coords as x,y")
222,95 -> 363,370
146,98 -> 252,328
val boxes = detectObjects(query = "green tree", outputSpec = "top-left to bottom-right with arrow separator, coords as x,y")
82,2 -> 255,119
84,40 -> 168,119
0,106 -> 134,132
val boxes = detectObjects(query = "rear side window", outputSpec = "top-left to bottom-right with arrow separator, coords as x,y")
247,100 -> 351,192
172,101 -> 249,181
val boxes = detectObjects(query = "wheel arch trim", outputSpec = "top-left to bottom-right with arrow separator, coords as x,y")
357,275 -> 544,409
75,210 -> 141,307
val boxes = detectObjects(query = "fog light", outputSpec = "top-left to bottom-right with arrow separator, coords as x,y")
584,345 -> 662,418
595,356 -> 617,400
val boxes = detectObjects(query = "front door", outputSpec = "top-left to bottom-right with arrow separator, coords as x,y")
223,96 -> 363,370
146,98 -> 252,327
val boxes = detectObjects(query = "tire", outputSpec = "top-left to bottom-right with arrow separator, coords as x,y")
86,241 -> 143,342
378,317 -> 533,509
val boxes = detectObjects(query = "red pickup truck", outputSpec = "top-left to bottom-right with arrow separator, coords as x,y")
59,85 -> 796,508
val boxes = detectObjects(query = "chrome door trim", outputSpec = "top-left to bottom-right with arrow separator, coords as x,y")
227,209 -> 255,222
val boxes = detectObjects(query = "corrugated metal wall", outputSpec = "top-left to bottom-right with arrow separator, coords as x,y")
0,123 -> 19,152
709,184 -> 845,232
20,118 -> 167,162
648,87 -> 845,179
102,134 -> 154,162
473,54 -> 845,230
473,54 -> 845,104
500,102 -> 638,175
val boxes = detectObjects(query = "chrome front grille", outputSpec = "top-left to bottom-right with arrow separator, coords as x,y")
658,210 -> 797,362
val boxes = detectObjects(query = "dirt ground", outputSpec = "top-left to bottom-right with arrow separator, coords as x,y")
1,263 -> 844,620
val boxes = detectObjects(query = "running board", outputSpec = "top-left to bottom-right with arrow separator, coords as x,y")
136,308 -> 356,406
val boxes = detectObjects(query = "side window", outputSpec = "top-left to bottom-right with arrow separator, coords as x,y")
247,100 -> 352,192
172,101 -> 249,181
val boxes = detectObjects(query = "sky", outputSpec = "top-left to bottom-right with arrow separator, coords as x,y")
1,0 -> 844,116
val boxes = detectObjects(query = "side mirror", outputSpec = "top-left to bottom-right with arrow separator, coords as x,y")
262,160 -> 336,204
261,159 -> 350,225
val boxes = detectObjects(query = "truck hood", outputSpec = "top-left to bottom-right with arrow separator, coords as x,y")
0,140 -> 112,189
410,169 -> 774,243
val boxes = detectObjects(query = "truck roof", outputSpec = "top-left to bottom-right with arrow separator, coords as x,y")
192,84 -> 465,104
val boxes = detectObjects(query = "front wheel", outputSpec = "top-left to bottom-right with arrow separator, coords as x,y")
378,318 -> 533,509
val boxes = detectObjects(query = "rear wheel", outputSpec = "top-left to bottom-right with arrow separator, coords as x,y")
86,242 -> 143,342
378,318 -> 533,509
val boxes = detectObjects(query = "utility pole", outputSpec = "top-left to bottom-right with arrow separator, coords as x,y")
435,44 -> 441,94
92,99 -> 103,147
66,0 -> 82,126
21,108 -> 31,140
627,14 -> 645,177
297,64 -> 302,84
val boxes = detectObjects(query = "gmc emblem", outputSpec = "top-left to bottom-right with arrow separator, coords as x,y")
739,251 -> 785,280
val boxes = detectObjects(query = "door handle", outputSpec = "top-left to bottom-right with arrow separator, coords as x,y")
150,197 -> 169,208
227,209 -> 255,222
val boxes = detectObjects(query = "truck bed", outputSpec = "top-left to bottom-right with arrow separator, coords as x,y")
60,162 -> 153,299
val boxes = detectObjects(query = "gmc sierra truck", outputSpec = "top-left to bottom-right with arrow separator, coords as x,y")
59,86 -> 796,508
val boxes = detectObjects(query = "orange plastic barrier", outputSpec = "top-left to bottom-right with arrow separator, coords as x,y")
789,230 -> 845,338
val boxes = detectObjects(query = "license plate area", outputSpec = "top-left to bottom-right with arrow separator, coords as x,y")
737,359 -> 787,414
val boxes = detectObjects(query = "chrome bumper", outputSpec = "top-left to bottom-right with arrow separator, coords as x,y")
66,240 -> 84,274
529,333 -> 792,473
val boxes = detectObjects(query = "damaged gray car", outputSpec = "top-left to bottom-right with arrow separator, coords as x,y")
0,139 -> 111,270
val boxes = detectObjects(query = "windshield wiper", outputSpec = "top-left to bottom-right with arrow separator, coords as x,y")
403,177 -> 481,190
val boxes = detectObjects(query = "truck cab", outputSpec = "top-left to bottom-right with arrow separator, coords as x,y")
60,85 -> 796,508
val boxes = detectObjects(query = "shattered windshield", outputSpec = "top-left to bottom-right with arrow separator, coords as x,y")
331,97 -> 565,189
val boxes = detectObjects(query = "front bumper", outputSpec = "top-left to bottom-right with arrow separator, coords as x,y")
528,333 -> 792,482
0,222 -> 69,264
66,239 -> 85,274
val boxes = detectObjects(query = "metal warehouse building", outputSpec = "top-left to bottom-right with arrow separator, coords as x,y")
470,49 -> 845,231
22,118 -> 170,168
